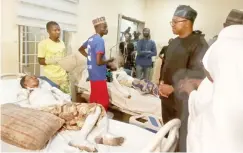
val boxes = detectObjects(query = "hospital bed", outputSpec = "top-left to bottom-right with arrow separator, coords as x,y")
76,69 -> 162,118
0,73 -> 180,152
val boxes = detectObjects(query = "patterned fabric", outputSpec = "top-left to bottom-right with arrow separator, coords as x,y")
132,79 -> 159,97
92,17 -> 106,26
40,103 -> 106,131
1,104 -> 64,150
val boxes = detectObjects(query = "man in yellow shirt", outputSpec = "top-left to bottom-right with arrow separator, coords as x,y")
38,21 -> 70,94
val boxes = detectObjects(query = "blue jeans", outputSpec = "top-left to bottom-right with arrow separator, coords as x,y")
136,65 -> 151,80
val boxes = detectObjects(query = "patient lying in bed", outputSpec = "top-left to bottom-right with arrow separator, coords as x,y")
17,75 -> 124,152
80,68 -> 159,99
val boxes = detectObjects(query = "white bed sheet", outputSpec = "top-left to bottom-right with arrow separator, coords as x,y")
0,79 -> 21,104
1,119 -> 155,152
78,78 -> 162,117
0,78 -> 155,152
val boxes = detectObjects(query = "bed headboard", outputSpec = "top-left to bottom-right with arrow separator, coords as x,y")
0,73 -> 26,80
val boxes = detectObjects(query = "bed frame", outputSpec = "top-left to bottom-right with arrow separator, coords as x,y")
0,73 -> 26,79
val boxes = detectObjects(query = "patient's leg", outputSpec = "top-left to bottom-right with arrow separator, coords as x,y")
95,132 -> 125,146
69,106 -> 101,152
95,116 -> 125,146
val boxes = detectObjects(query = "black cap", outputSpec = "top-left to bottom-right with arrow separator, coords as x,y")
225,9 -> 243,26
174,5 -> 197,23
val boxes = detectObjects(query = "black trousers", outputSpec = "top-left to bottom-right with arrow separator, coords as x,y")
161,93 -> 189,152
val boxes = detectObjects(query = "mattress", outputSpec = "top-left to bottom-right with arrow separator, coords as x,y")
0,78 -> 156,152
1,119 -> 155,152
77,71 -> 162,117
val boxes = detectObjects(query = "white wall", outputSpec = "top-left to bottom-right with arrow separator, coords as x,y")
72,0 -> 146,62
1,0 -> 146,73
145,0 -> 243,51
0,0 -> 2,74
1,0 -> 243,73
1,0 -> 19,74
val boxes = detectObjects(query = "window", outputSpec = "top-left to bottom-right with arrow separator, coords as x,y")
18,25 -> 72,76
118,15 -> 145,42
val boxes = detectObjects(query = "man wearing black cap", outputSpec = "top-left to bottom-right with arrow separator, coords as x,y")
208,9 -> 243,46
159,5 -> 208,151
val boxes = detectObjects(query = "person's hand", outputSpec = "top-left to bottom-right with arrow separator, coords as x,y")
178,78 -> 201,95
159,55 -> 164,60
159,81 -> 174,98
178,81 -> 194,95
108,57 -> 115,63
144,51 -> 152,55
45,57 -> 62,65
131,51 -> 136,55
107,62 -> 117,71
189,79 -> 203,89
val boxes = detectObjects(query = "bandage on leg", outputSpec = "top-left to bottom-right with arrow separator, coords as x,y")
95,133 -> 125,146
69,106 -> 101,152
68,140 -> 97,152
95,116 -> 125,146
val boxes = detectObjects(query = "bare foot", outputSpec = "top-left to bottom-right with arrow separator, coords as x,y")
95,133 -> 124,146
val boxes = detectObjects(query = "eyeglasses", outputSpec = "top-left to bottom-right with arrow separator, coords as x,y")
170,20 -> 187,26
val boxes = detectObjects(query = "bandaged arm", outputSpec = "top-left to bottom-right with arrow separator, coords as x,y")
51,87 -> 71,103
112,73 -> 131,98
16,89 -> 30,106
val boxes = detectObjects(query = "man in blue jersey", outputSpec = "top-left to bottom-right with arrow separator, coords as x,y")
78,17 -> 114,111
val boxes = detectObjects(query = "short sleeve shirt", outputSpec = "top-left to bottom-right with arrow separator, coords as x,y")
38,38 -> 67,82
82,34 -> 107,81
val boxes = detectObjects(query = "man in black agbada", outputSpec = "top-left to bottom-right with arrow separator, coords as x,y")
159,5 -> 208,151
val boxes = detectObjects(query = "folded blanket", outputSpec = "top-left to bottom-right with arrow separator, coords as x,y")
40,103 -> 106,131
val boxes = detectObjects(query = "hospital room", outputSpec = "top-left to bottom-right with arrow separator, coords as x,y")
0,0 -> 243,152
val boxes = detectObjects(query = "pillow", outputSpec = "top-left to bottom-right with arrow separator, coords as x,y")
1,104 -> 65,150
0,79 -> 21,104
58,52 -> 85,72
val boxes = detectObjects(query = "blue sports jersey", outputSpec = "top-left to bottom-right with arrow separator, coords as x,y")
82,34 -> 107,81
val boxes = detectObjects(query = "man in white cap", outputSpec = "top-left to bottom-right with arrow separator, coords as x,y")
208,9 -> 243,46
159,5 -> 208,151
79,17 -> 114,111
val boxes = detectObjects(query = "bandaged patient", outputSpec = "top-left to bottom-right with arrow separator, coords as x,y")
112,69 -> 159,97
81,67 -> 159,99
18,75 -> 124,152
